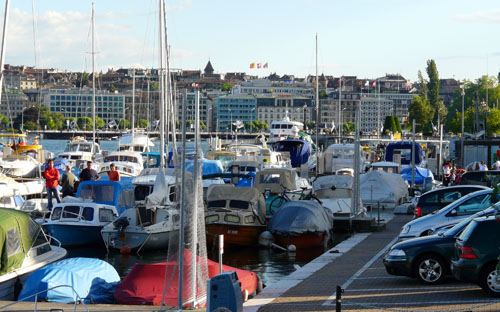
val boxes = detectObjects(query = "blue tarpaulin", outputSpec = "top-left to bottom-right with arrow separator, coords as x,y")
184,159 -> 224,176
41,157 -> 70,175
401,167 -> 434,190
274,139 -> 312,168
19,258 -> 120,303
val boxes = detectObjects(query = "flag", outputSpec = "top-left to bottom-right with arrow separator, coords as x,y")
372,81 -> 377,88
107,119 -> 117,128
233,120 -> 244,129
406,80 -> 411,90
191,83 -> 199,88
70,119 -> 76,129
263,63 -> 268,68
364,80 -> 369,87
152,120 -> 160,129
257,62 -> 262,69
250,63 -> 256,69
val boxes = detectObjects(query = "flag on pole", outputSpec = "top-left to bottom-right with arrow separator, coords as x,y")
70,119 -> 77,129
250,63 -> 256,69
372,81 -> 377,88
263,63 -> 268,68
257,62 -> 262,69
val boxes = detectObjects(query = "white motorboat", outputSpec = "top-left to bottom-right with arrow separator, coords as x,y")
268,117 -> 304,143
101,169 -> 179,251
0,208 -> 67,300
117,133 -> 154,153
58,136 -> 101,167
98,151 -> 144,177
313,175 -> 363,217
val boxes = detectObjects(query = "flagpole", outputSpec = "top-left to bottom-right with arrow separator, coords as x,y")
377,79 -> 380,138
339,76 -> 342,140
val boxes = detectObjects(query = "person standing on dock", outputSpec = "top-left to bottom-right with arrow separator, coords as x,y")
108,163 -> 120,181
45,159 -> 61,211
61,165 -> 76,197
80,161 -> 100,182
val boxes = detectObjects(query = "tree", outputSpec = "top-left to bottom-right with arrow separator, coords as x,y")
251,120 -> 269,131
221,82 -> 232,92
186,120 -> 207,130
306,121 -> 315,130
76,72 -> 89,88
343,122 -> 355,134
383,116 -> 397,134
319,90 -> 327,99
426,59 -> 446,124
394,116 -> 402,133
137,119 -> 149,129
408,95 -> 434,135
119,119 -> 131,129
95,116 -> 105,129
23,121 -> 37,131
486,108 -> 500,136
108,84 -> 117,93
0,114 -> 8,129
77,117 -> 93,130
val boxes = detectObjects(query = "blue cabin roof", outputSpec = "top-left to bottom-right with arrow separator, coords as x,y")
75,180 -> 134,214
385,142 -> 423,165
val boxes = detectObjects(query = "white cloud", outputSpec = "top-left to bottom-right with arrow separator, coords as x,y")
455,8 -> 500,24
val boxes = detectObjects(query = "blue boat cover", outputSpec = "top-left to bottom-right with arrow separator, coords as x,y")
19,257 -> 120,303
400,167 -> 434,185
268,200 -> 333,235
75,180 -> 134,214
274,139 -> 312,168
385,142 -> 422,165
184,159 -> 224,176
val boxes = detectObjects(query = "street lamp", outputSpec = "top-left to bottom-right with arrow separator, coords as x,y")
460,84 -> 465,168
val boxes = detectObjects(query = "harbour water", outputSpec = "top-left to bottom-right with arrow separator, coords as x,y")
40,138 -> 349,285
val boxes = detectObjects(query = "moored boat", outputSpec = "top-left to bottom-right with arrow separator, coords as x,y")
205,185 -> 267,247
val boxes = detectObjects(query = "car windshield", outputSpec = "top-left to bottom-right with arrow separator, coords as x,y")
444,206 -> 498,237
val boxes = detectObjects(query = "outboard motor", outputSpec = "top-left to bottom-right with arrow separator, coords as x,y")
112,216 -> 130,239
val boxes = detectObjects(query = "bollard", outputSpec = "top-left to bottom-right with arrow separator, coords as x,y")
336,285 -> 344,312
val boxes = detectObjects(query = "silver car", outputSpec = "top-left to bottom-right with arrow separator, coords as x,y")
399,189 -> 495,240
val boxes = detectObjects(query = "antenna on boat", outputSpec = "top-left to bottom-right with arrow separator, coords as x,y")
91,2 -> 96,150
0,0 -> 10,107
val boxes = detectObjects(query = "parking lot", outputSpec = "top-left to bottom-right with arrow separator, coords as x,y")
323,237 -> 500,312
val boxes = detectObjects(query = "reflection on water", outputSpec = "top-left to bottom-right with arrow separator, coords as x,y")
67,233 -> 350,285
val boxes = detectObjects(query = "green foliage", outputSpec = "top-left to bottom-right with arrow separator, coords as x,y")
77,117 -> 93,130
251,120 -> 269,131
186,120 -> 207,130
319,90 -> 327,99
342,122 -> 355,134
68,117 -> 78,129
383,116 -> 397,134
95,116 -> 105,129
306,121 -> 315,130
0,114 -> 8,129
108,84 -> 117,92
409,95 -> 434,135
23,121 -> 38,131
221,82 -> 232,92
119,119 -> 131,129
137,119 -> 149,128
394,117 -> 402,133
151,82 -> 159,91
76,72 -> 89,88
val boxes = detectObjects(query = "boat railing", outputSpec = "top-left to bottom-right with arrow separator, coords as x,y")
46,234 -> 62,247
0,284 -> 89,312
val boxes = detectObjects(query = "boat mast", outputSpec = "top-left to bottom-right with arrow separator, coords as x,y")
315,33 -> 319,177
0,0 -> 10,109
132,68 -> 135,143
158,0 -> 165,168
91,2 -> 96,148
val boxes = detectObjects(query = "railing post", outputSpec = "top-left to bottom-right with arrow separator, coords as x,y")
336,285 -> 343,312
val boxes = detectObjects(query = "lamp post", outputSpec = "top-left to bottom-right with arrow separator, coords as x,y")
249,107 -> 255,133
461,84 -> 465,168
340,107 -> 347,138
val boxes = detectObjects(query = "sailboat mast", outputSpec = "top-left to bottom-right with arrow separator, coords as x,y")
315,33 -> 319,176
132,68 -> 135,142
91,2 -> 96,147
0,0 -> 10,107
158,0 -> 165,168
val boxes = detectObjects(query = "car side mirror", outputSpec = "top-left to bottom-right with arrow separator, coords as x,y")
449,209 -> 457,216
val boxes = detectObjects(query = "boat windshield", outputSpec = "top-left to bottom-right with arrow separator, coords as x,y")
64,144 -> 79,152
79,184 -> 115,203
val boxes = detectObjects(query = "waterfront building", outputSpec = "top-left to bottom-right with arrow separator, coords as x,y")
0,89 -> 29,121
42,89 -> 125,127
234,79 -> 314,98
256,94 -> 313,126
217,94 -> 257,131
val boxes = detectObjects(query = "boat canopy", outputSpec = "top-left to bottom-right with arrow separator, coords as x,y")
207,185 -> 266,222
0,208 -> 40,275
313,175 -> 353,191
76,180 -> 134,214
184,159 -> 224,176
19,257 -> 120,303
146,168 -> 175,209
268,201 -> 333,236
254,168 -> 297,194
274,139 -> 312,168
385,142 -> 422,165
400,167 -> 434,186
360,170 -> 408,206
41,157 -> 70,174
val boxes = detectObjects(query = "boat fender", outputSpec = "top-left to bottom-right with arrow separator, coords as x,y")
120,245 -> 131,254
287,244 -> 296,252
258,231 -> 274,247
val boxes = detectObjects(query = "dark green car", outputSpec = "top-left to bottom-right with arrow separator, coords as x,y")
384,220 -> 465,284
451,216 -> 500,297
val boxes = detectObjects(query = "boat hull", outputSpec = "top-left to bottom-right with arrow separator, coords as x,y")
206,223 -> 266,247
43,224 -> 104,247
274,232 -> 326,249
101,227 -> 174,250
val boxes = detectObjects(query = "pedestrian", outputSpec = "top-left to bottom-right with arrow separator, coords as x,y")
443,161 -> 451,186
79,160 -> 100,182
61,165 -> 76,197
493,158 -> 500,170
44,159 -> 61,210
480,161 -> 488,171
108,163 -> 120,181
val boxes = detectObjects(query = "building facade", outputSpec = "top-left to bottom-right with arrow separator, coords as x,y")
0,89 -> 29,120
217,94 -> 257,131
256,94 -> 312,126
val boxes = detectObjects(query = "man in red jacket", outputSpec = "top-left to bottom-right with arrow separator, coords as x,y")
45,159 -> 61,210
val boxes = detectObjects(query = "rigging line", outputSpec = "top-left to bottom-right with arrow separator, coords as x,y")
139,0 -> 155,68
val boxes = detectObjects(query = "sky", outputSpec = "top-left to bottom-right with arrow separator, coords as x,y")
2,0 -> 500,82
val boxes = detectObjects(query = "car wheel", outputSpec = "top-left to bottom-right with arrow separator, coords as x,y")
414,255 -> 446,284
479,264 -> 500,297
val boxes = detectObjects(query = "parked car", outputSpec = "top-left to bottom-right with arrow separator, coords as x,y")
414,185 -> 489,218
458,170 -> 500,187
385,206 -> 499,284
400,189 -> 498,240
451,216 -> 500,297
